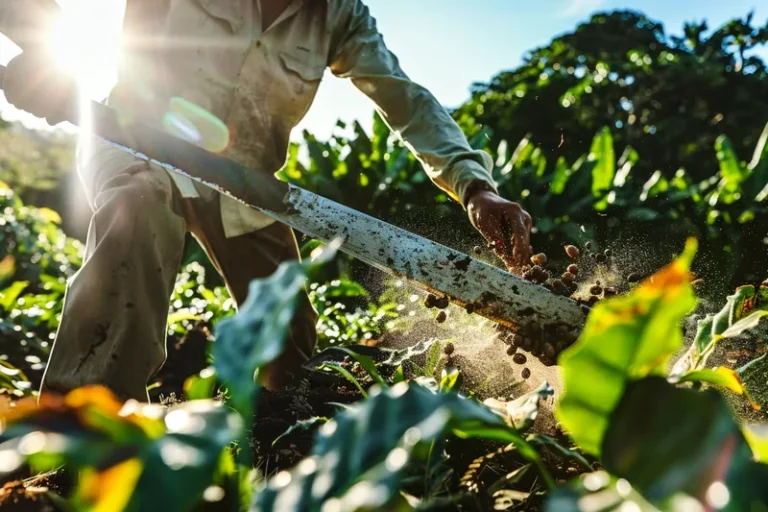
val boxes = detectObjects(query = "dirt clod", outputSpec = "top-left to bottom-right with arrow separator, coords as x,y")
424,294 -> 437,308
561,272 -> 575,284
444,342 -> 455,355
473,246 -> 482,255
590,285 -> 603,296
564,245 -> 580,259
595,253 -> 607,264
627,272 -> 641,283
435,310 -> 447,323
567,264 -> 578,276
506,345 -> 517,356
521,368 -> 531,379
543,343 -> 557,360
512,353 -> 527,365
435,296 -> 449,309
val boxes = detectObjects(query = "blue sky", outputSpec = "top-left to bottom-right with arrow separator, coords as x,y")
1,0 -> 766,141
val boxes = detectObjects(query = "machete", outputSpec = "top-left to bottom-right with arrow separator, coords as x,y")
0,65 -> 587,347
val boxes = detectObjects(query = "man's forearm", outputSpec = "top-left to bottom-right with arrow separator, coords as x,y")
0,0 -> 60,50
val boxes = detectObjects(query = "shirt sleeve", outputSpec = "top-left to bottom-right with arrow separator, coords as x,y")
328,0 -> 498,208
0,0 -> 60,51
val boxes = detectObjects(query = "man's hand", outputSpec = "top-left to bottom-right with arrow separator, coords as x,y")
467,188 -> 533,272
3,50 -> 77,126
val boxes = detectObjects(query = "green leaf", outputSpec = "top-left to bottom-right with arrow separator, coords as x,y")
556,239 -> 698,456
589,126 -> 615,210
393,365 -> 405,384
439,366 -> 462,392
737,354 -> 768,412
674,367 -> 759,410
715,134 -> 748,204
423,339 -> 442,377
251,382 -> 551,511
527,434 -> 591,470
601,378 -> 768,509
183,367 -> 217,400
213,242 -> 338,421
337,347 -> 386,387
0,280 -> 29,310
271,417 -> 329,448
670,284 -> 766,378
318,363 -> 368,398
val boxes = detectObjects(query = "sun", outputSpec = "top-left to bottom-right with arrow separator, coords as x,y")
48,0 -> 125,100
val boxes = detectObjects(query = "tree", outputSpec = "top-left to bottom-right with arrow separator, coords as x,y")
453,10 -> 768,182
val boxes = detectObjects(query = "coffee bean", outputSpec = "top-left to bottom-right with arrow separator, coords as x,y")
565,245 -> 580,259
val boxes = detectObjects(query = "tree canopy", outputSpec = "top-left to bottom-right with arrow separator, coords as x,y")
453,10 -> 768,182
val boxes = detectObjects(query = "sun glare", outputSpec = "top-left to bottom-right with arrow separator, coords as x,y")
49,0 -> 125,100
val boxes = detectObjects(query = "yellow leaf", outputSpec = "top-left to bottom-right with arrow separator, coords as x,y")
36,207 -> 62,224
676,366 -> 760,411
77,457 -> 143,512
743,424 -> 768,463
0,254 -> 15,280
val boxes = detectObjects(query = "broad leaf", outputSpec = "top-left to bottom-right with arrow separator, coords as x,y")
589,126 -> 615,210
250,382 -> 551,511
601,378 -> 768,510
556,239 -> 698,456
675,367 -> 759,410
670,282 -> 768,378
213,243 -> 339,421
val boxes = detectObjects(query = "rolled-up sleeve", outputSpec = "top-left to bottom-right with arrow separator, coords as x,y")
0,0 -> 60,50
328,0 -> 497,207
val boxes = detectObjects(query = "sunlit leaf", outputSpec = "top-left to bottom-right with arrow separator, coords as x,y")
74,457 -> 143,512
36,207 -> 62,225
670,283 -> 766,378
337,347 -> 386,386
674,367 -> 759,410
556,239 -> 698,456
183,366 -> 217,400
271,417 -> 329,448
589,126 -> 615,210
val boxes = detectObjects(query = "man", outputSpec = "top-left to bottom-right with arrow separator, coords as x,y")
0,0 -> 533,402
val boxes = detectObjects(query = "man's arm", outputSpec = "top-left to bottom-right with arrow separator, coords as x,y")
328,0 -> 497,207
0,0 -> 60,50
328,0 -> 533,269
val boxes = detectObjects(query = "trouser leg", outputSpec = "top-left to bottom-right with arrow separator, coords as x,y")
184,192 -> 318,390
40,161 -> 186,402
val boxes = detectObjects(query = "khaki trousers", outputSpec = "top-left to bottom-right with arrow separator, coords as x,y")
40,145 -> 317,402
